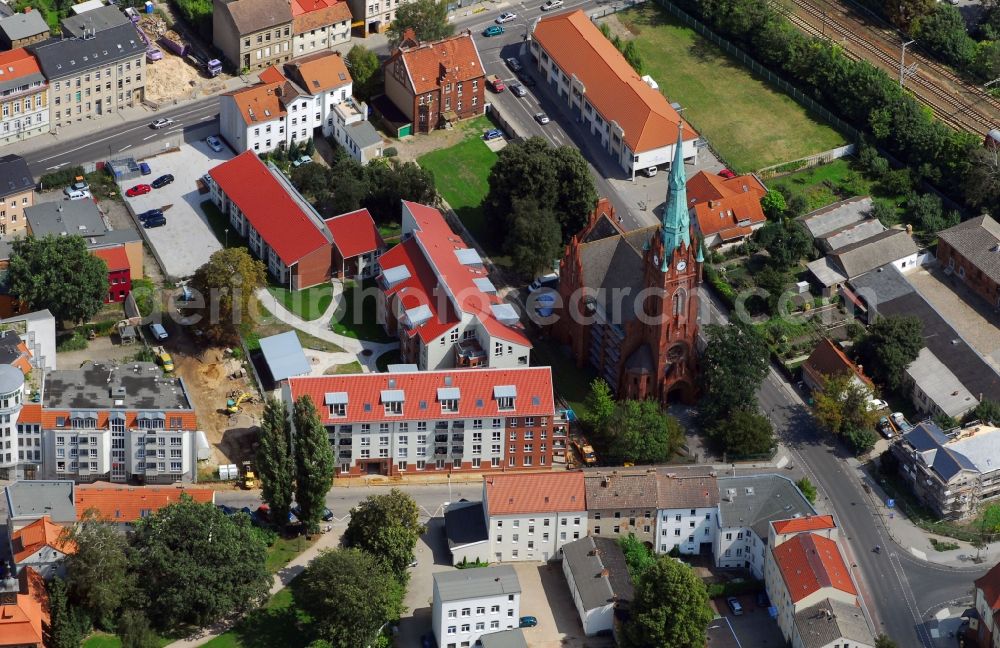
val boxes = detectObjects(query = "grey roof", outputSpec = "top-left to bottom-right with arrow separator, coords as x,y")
218,0 -> 292,35
578,225 -> 656,323
905,421 -> 1000,482
849,265 -> 1000,403
43,360 -> 193,411
0,155 -> 34,199
806,256 -> 847,288
906,348 -> 979,418
258,331 -> 310,381
345,120 -> 383,149
585,472 -> 659,510
444,500 -> 488,550
561,536 -> 634,612
798,196 -> 872,238
4,480 -> 77,523
717,474 -> 815,540
26,199 -> 107,238
479,629 -> 528,648
434,565 -> 520,602
62,5 -> 131,38
819,218 -> 886,252
829,228 -> 918,278
794,598 -> 873,648
938,215 -> 1000,286
0,4 -> 14,18
0,363 -> 24,393
28,23 -> 145,79
0,9 -> 49,41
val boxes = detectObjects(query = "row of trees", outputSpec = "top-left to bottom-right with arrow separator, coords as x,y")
582,379 -> 685,464
598,22 -> 644,73
50,497 -> 272,646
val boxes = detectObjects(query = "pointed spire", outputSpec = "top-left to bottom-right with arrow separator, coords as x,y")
660,121 -> 691,271
696,240 -> 704,264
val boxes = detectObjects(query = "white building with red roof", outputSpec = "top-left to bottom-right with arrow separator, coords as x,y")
291,0 -> 352,56
377,201 -> 532,370
0,48 -> 48,146
9,516 -> 75,580
286,366 -> 564,479
324,208 -> 386,279
529,11 -> 698,178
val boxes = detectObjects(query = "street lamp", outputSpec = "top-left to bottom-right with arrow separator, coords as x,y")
225,228 -> 229,248
366,621 -> 393,648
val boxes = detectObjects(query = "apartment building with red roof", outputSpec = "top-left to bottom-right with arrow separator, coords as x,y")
383,31 -> 486,133
91,244 -> 133,304
975,561 -> 1000,648
75,485 -> 215,527
9,516 -> 75,580
0,567 -> 47,648
687,170 -> 768,249
291,0 -> 352,56
377,201 -> 532,370
530,11 -> 698,179
324,208 -> 386,279
0,48 -> 48,146
285,366 -> 565,478
483,471 -> 587,562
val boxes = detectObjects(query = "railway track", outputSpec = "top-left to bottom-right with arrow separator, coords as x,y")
779,0 -> 999,135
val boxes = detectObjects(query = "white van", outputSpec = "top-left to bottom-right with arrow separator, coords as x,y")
528,273 -> 559,293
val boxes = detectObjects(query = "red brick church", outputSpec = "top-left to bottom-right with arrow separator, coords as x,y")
554,125 -> 703,403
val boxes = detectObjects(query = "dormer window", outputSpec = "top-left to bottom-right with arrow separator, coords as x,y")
382,389 -> 404,415
330,403 -> 346,417
494,385 -> 517,411
325,392 -> 348,418
497,397 -> 514,410
438,387 -> 460,413
441,399 -> 458,413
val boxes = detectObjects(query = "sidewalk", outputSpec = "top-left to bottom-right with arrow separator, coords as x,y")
163,527 -> 343,648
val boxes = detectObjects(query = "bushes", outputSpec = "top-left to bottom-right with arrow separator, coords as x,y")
57,331 -> 88,352
40,165 -> 85,190
171,0 -> 212,37
705,578 -> 763,598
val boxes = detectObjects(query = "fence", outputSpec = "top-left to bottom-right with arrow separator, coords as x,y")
756,144 -> 857,179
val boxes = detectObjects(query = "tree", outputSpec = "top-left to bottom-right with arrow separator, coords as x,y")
963,147 -> 1000,219
343,489 -> 423,580
345,45 -> 380,99
707,408 -> 775,457
858,315 -> 923,391
293,395 -> 336,534
621,39 -> 644,73
885,0 -> 935,30
48,577 -> 89,648
551,147 -> 599,236
117,610 -> 159,648
751,220 -> 813,269
257,397 -> 294,532
914,4 -> 975,68
933,412 -> 958,430
130,496 -> 269,630
875,635 -> 900,648
601,399 -> 683,464
387,0 -> 453,44
699,322 -> 770,425
8,235 -> 106,325
867,200 -> 899,227
812,373 -> 879,437
752,265 -> 790,314
188,248 -> 266,345
291,162 -> 333,204
65,512 -> 133,629
796,477 -> 817,504
619,534 -> 657,583
364,159 -> 436,224
844,425 -> 878,455
760,190 -> 786,219
906,192 -> 958,232
621,557 -> 714,648
582,378 -> 616,433
292,548 -> 404,648
505,197 -> 563,279
969,399 -> 1000,425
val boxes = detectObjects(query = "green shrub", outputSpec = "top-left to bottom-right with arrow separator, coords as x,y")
384,147 -> 398,157
705,578 -> 763,598
456,558 -> 489,569
796,477 -> 817,504
929,538 -> 960,551
40,166 -> 85,190
56,332 -> 88,352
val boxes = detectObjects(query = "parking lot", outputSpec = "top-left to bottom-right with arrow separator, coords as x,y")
713,594 -> 785,646
120,138 -> 232,279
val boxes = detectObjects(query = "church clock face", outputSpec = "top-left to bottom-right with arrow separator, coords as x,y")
676,260 -> 687,272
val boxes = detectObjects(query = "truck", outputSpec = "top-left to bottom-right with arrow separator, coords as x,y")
486,74 -> 505,93
573,441 -> 597,466
153,346 -> 173,373
205,58 -> 222,77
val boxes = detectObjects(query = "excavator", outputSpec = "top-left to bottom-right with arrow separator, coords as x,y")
225,391 -> 253,414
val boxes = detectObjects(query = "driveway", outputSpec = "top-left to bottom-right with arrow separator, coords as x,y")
513,562 -> 613,648
120,139 -> 232,279
398,518 -> 461,648
713,595 -> 784,646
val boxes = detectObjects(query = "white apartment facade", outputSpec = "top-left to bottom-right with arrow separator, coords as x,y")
432,566 -> 521,648
0,48 -> 48,146
0,364 -> 26,481
656,504 -> 718,556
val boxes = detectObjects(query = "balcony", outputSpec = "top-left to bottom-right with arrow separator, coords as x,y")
434,447 -> 448,456
452,434 -> 465,443
451,446 -> 464,456
452,421 -> 465,430
338,451 -> 352,459
456,339 -> 486,367
338,439 -> 352,446
435,435 -> 449,444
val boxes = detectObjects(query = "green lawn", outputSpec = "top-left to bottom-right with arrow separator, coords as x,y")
330,279 -> 394,342
268,284 -> 333,321
531,340 -> 596,419
202,587 -> 314,648
200,200 -> 242,249
417,116 -> 499,252
83,632 -> 171,648
613,6 -> 844,172
326,360 -> 363,374
379,222 -> 403,242
246,304 -> 345,354
766,158 -> 906,217
265,534 -> 316,574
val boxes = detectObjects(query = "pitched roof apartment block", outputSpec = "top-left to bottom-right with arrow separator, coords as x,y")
291,0 -> 351,35
687,170 -> 768,248
484,471 -> 586,516
324,208 -> 386,279
772,533 -> 856,605
377,201 -> 532,370
75,485 -> 215,522
530,10 -> 699,177
0,567 -> 47,648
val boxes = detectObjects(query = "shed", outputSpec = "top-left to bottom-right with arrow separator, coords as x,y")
258,331 -> 310,382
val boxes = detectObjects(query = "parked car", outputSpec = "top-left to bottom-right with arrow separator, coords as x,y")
528,272 -> 558,293
726,597 -> 743,616
483,25 -> 505,36
718,168 -> 736,179
877,416 -> 895,439
541,0 -> 563,9
143,215 -> 167,228
217,504 -> 237,515
890,412 -> 907,429
126,184 -> 152,197
66,189 -> 91,200
644,166 -> 658,177
756,591 -> 770,608
139,162 -> 152,176
137,208 -> 164,222
149,323 -> 168,340
518,616 -> 538,628
292,155 -> 313,168
867,398 -> 888,412
151,174 -> 174,189
483,128 -> 504,141
291,505 -> 334,521
150,118 -> 175,129
518,72 -> 536,87
505,57 -> 523,73
534,112 -> 550,125
496,11 -> 516,22
64,180 -> 89,194
510,83 -> 527,97
206,135 -> 224,152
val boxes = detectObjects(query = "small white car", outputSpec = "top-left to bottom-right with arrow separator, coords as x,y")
292,155 -> 313,168
66,189 -> 92,201
206,135 -> 225,152
541,0 -> 563,10
150,118 -> 175,129
496,11 -> 516,23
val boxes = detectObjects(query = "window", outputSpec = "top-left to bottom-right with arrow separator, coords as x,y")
447,626 -> 456,635
461,608 -> 470,617
490,605 -> 500,613
329,403 -> 346,417
594,526 -> 601,534
448,610 -> 457,618
613,525 -> 620,533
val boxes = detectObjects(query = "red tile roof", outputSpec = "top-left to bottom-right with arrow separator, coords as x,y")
532,11 -> 698,154
976,561 -> 1000,611
0,48 -> 43,84
291,0 -> 351,32
773,533 -> 856,604
772,515 -> 836,536
378,201 -> 530,346
688,171 -> 768,238
485,472 -> 586,515
209,151 -> 330,266
287,366 -> 555,423
223,82 -> 287,126
0,568 -> 47,648
395,32 -> 485,95
91,245 -> 130,272
324,208 -> 385,258
75,486 -> 216,523
289,51 -> 353,93
11,516 -> 76,564
803,338 -> 873,389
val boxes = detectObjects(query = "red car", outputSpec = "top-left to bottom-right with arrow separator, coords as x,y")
126,184 -> 152,197
717,168 -> 736,179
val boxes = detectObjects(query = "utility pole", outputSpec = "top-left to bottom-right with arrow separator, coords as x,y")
899,39 -> 916,87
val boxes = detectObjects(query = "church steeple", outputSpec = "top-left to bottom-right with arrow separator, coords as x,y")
660,122 -> 690,272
